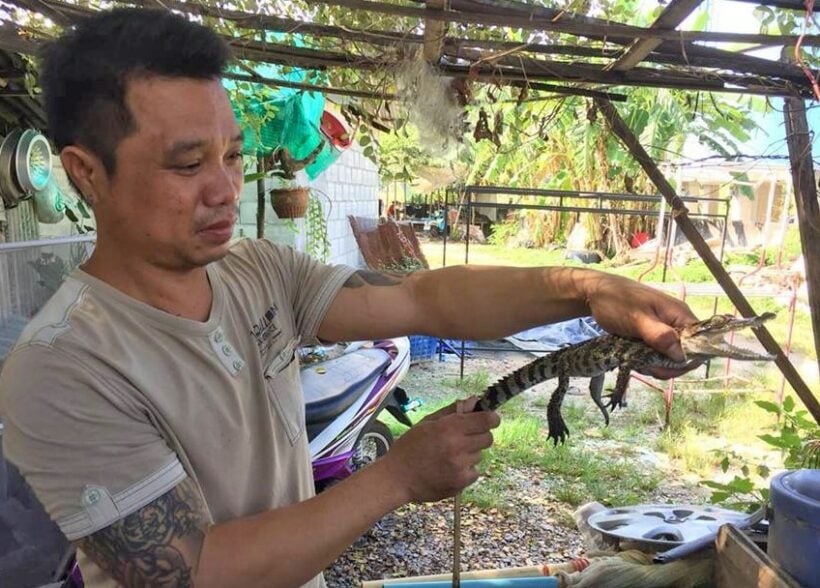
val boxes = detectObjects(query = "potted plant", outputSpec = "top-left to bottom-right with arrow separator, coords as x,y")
268,141 -> 325,219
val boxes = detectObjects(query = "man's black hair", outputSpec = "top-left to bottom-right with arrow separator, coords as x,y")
41,8 -> 231,175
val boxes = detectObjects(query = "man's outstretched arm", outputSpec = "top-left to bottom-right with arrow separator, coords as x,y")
319,265 -> 697,365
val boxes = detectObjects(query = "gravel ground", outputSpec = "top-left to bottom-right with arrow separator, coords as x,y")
324,345 -> 706,586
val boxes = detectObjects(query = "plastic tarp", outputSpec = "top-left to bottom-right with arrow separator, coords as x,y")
439,317 -> 604,359
506,317 -> 604,356
224,60 -> 339,179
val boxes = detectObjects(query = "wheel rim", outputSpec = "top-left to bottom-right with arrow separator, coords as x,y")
352,430 -> 390,469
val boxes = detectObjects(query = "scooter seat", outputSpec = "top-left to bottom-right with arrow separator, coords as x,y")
302,347 -> 391,426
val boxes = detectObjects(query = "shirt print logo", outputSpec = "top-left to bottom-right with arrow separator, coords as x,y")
251,304 -> 281,355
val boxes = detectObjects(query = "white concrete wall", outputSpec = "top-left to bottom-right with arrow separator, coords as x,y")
235,143 -> 380,268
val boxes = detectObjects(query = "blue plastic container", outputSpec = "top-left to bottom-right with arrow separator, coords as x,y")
769,469 -> 820,588
409,335 -> 438,364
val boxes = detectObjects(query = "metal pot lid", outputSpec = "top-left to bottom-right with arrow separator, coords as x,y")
15,129 -> 53,194
587,503 -> 748,546
0,129 -> 24,208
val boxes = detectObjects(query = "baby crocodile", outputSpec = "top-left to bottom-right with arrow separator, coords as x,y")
473,313 -> 776,445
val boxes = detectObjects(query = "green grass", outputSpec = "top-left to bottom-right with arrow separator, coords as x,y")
424,241 -> 570,269
468,396 -> 660,508
382,386 -> 661,511
442,370 -> 491,396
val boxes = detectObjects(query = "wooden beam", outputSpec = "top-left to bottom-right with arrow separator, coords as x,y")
9,0 -> 815,85
256,156 -> 266,239
714,525 -> 803,588
423,0 -> 449,63
433,50 -> 804,96
728,0 -> 810,10
595,96 -> 820,425
126,0 -> 809,80
225,71 -> 395,101
0,23 -> 40,54
783,96 -> 820,385
607,0 -> 704,72
308,0 -> 820,47
0,17 -> 806,98
0,22 -> 626,103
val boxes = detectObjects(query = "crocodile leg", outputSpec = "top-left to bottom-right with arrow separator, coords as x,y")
606,366 -> 632,411
589,374 -> 609,426
547,374 -> 571,446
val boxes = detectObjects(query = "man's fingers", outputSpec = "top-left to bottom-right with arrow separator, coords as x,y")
457,396 -> 480,413
457,410 -> 501,434
462,431 -> 494,452
639,319 -> 685,362
426,395 -> 479,421
646,360 -> 704,379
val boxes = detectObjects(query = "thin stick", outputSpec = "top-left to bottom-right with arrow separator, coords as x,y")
452,398 -> 468,587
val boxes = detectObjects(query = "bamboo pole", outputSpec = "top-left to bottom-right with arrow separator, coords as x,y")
256,156 -> 266,239
310,0 -> 820,47
594,97 -> 820,425
782,96 -> 820,383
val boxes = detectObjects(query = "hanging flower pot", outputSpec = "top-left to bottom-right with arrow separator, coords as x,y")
270,186 -> 309,219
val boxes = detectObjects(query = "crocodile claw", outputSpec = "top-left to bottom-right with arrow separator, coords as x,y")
605,392 -> 628,411
547,412 -> 570,446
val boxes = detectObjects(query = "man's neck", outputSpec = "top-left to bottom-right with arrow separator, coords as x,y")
81,250 -> 214,322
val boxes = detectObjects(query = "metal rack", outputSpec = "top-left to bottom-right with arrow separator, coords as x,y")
438,184 -> 731,384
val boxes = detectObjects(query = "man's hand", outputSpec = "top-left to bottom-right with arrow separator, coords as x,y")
379,396 -> 500,503
584,273 -> 699,378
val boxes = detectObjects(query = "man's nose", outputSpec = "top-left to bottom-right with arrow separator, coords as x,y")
204,164 -> 241,207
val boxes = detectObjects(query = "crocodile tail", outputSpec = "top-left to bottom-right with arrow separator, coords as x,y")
475,353 -> 561,411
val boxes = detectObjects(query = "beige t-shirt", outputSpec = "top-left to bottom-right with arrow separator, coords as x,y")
0,238 -> 356,587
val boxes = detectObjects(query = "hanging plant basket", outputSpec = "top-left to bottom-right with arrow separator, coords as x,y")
271,186 -> 309,219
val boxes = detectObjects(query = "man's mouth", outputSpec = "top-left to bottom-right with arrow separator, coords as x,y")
199,217 -> 236,242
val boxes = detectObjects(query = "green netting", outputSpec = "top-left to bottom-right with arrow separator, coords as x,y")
224,61 -> 337,179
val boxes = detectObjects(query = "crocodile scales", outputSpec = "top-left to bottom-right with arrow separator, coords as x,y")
473,313 -> 777,445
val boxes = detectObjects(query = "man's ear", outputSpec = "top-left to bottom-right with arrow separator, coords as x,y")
60,146 -> 107,205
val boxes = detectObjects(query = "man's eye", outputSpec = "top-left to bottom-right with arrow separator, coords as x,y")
176,162 -> 201,172
227,151 -> 243,162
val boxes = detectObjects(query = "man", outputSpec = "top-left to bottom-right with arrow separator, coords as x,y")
0,9 -> 697,588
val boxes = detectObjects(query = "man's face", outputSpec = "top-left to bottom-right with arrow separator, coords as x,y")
95,76 -> 244,269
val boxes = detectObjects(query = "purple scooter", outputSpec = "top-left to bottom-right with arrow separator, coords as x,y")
301,337 -> 418,487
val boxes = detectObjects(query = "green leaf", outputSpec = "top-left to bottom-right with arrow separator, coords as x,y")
701,480 -> 730,490
782,429 -> 803,447
691,9 -> 709,32
726,476 -> 755,494
759,434 -> 791,449
244,172 -> 267,183
755,400 -> 781,414
757,464 -> 771,479
783,396 -> 795,413
721,456 -> 730,473
709,491 -> 731,503
77,200 -> 91,219
729,172 -> 754,199
64,208 -> 79,223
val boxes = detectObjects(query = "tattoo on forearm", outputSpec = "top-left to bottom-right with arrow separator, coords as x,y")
76,478 -> 209,587
343,270 -> 402,288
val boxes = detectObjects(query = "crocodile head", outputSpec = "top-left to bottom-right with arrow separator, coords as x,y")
679,313 -> 777,361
